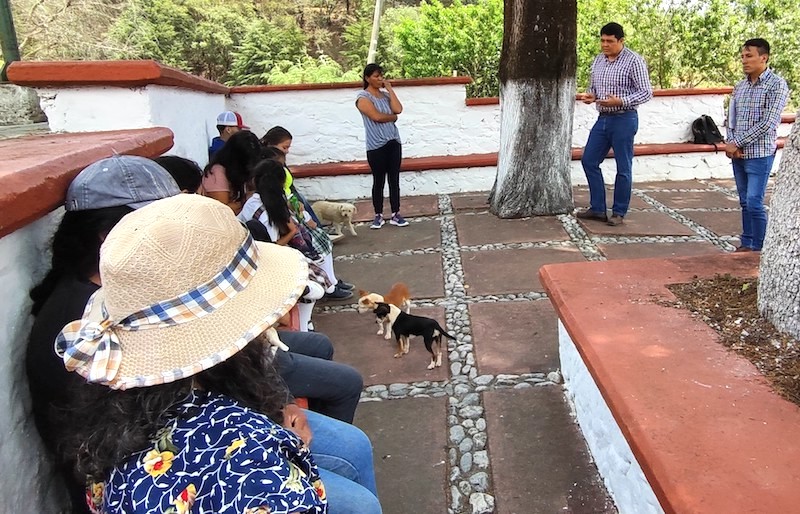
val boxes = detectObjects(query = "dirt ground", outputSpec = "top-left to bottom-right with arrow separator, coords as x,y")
665,275 -> 800,406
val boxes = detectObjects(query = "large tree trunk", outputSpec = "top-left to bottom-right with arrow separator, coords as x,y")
490,0 -> 577,218
758,112 -> 800,339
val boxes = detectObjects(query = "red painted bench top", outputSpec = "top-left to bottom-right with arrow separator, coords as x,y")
291,139 -> 787,179
540,253 -> 800,514
0,128 -> 174,238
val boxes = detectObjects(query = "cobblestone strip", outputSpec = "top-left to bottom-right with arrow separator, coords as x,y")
633,191 -> 737,251
436,194 -> 499,513
704,182 -> 739,197
333,246 -> 441,262
558,213 -> 606,261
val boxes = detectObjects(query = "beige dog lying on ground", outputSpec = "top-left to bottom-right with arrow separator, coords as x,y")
312,201 -> 358,236
357,282 -> 412,339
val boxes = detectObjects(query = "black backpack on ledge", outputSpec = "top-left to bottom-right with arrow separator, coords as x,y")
692,115 -> 724,145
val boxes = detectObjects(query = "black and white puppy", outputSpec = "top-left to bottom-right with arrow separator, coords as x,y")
373,302 -> 456,369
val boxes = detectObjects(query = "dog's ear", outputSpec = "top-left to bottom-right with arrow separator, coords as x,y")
374,302 -> 390,316
357,289 -> 369,299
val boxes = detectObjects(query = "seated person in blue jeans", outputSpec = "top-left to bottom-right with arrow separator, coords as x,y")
27,156 -> 379,514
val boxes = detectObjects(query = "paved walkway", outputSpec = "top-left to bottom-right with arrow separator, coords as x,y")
311,178 -> 750,513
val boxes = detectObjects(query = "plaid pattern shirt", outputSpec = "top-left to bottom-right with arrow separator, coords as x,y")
588,47 -> 653,112
727,68 -> 789,159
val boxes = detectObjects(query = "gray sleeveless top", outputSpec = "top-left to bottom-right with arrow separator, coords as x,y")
356,90 -> 402,151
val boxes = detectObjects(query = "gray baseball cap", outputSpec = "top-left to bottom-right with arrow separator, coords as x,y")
66,155 -> 181,211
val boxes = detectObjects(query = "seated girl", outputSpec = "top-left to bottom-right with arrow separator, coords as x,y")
203,130 -> 261,214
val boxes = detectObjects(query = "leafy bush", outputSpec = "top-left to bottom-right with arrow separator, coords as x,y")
227,17 -> 308,85
393,0 -> 502,98
268,54 -> 361,84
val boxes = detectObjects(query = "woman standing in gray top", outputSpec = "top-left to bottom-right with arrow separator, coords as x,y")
356,63 -> 408,229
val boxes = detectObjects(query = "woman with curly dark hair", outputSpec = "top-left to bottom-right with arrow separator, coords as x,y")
57,194 -> 327,512
203,129 -> 261,213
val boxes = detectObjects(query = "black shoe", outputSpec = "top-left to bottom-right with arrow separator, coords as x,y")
337,279 -> 355,291
575,209 -> 608,222
323,286 -> 353,300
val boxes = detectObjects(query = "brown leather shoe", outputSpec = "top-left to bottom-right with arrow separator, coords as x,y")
576,209 -> 608,222
734,246 -> 753,253
607,214 -> 624,226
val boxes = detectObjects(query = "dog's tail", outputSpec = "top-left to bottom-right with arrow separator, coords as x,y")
436,323 -> 457,341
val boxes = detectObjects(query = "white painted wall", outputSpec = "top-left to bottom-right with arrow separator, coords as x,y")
559,321 -> 664,514
232,88 -> 731,165
35,85 -> 226,166
30,81 -> 792,200
0,210 -> 69,513
294,149 -> 780,201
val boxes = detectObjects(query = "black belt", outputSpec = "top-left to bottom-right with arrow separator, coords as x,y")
599,110 -> 636,117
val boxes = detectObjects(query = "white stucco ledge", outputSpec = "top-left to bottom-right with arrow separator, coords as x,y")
539,253 -> 800,514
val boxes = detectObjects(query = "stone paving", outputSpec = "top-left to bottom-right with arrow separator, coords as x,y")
311,179 -> 755,514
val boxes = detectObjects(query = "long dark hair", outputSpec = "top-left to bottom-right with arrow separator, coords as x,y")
66,337 -> 288,481
252,159 -> 292,236
260,126 -> 292,147
206,130 -> 261,202
362,63 -> 383,89
155,155 -> 203,193
30,206 -> 133,315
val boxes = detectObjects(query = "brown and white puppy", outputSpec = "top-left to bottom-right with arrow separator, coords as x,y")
357,282 -> 412,338
312,200 -> 358,236
373,303 -> 456,369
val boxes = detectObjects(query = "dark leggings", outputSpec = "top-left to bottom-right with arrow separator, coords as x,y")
366,139 -> 402,214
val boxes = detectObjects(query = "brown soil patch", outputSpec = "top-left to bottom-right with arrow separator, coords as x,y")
665,274 -> 800,405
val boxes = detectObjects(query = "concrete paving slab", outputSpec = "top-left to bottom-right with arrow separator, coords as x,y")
461,246 -> 585,295
354,397 -> 449,514
681,210 -> 742,237
352,195 -> 440,222
451,192 -> 490,212
470,300 -> 558,374
578,211 -> 696,236
646,190 -> 739,210
705,178 -> 737,190
573,188 -> 651,210
635,179 -> 711,190
333,219 -> 441,255
598,241 -> 723,260
313,307 -> 450,385
484,388 -> 616,514
331,253 -> 445,300
455,213 -> 570,246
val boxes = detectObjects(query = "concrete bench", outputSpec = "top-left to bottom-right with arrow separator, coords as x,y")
291,139 -> 788,180
540,253 -> 800,514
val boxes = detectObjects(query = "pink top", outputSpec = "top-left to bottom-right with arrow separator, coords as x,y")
202,164 -> 231,193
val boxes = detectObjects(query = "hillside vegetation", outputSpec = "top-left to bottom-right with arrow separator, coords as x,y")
10,0 -> 800,102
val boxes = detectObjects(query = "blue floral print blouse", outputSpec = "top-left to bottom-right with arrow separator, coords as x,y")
87,391 -> 327,514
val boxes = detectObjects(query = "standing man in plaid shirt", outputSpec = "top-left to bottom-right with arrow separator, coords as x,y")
726,38 -> 789,252
577,22 -> 652,226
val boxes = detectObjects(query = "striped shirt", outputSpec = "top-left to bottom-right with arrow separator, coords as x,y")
727,68 -> 789,159
356,90 -> 401,151
588,47 -> 653,113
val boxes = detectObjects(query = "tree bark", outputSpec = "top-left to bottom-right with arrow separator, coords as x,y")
490,0 -> 577,218
758,112 -> 800,339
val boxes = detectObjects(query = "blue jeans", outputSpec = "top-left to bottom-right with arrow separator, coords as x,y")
306,409 -> 382,514
581,111 -> 639,217
732,155 -> 774,250
277,331 -> 364,423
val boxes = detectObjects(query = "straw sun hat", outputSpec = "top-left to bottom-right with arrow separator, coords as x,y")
56,194 -> 309,390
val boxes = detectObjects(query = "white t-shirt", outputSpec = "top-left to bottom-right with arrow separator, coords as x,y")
238,193 -> 281,242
